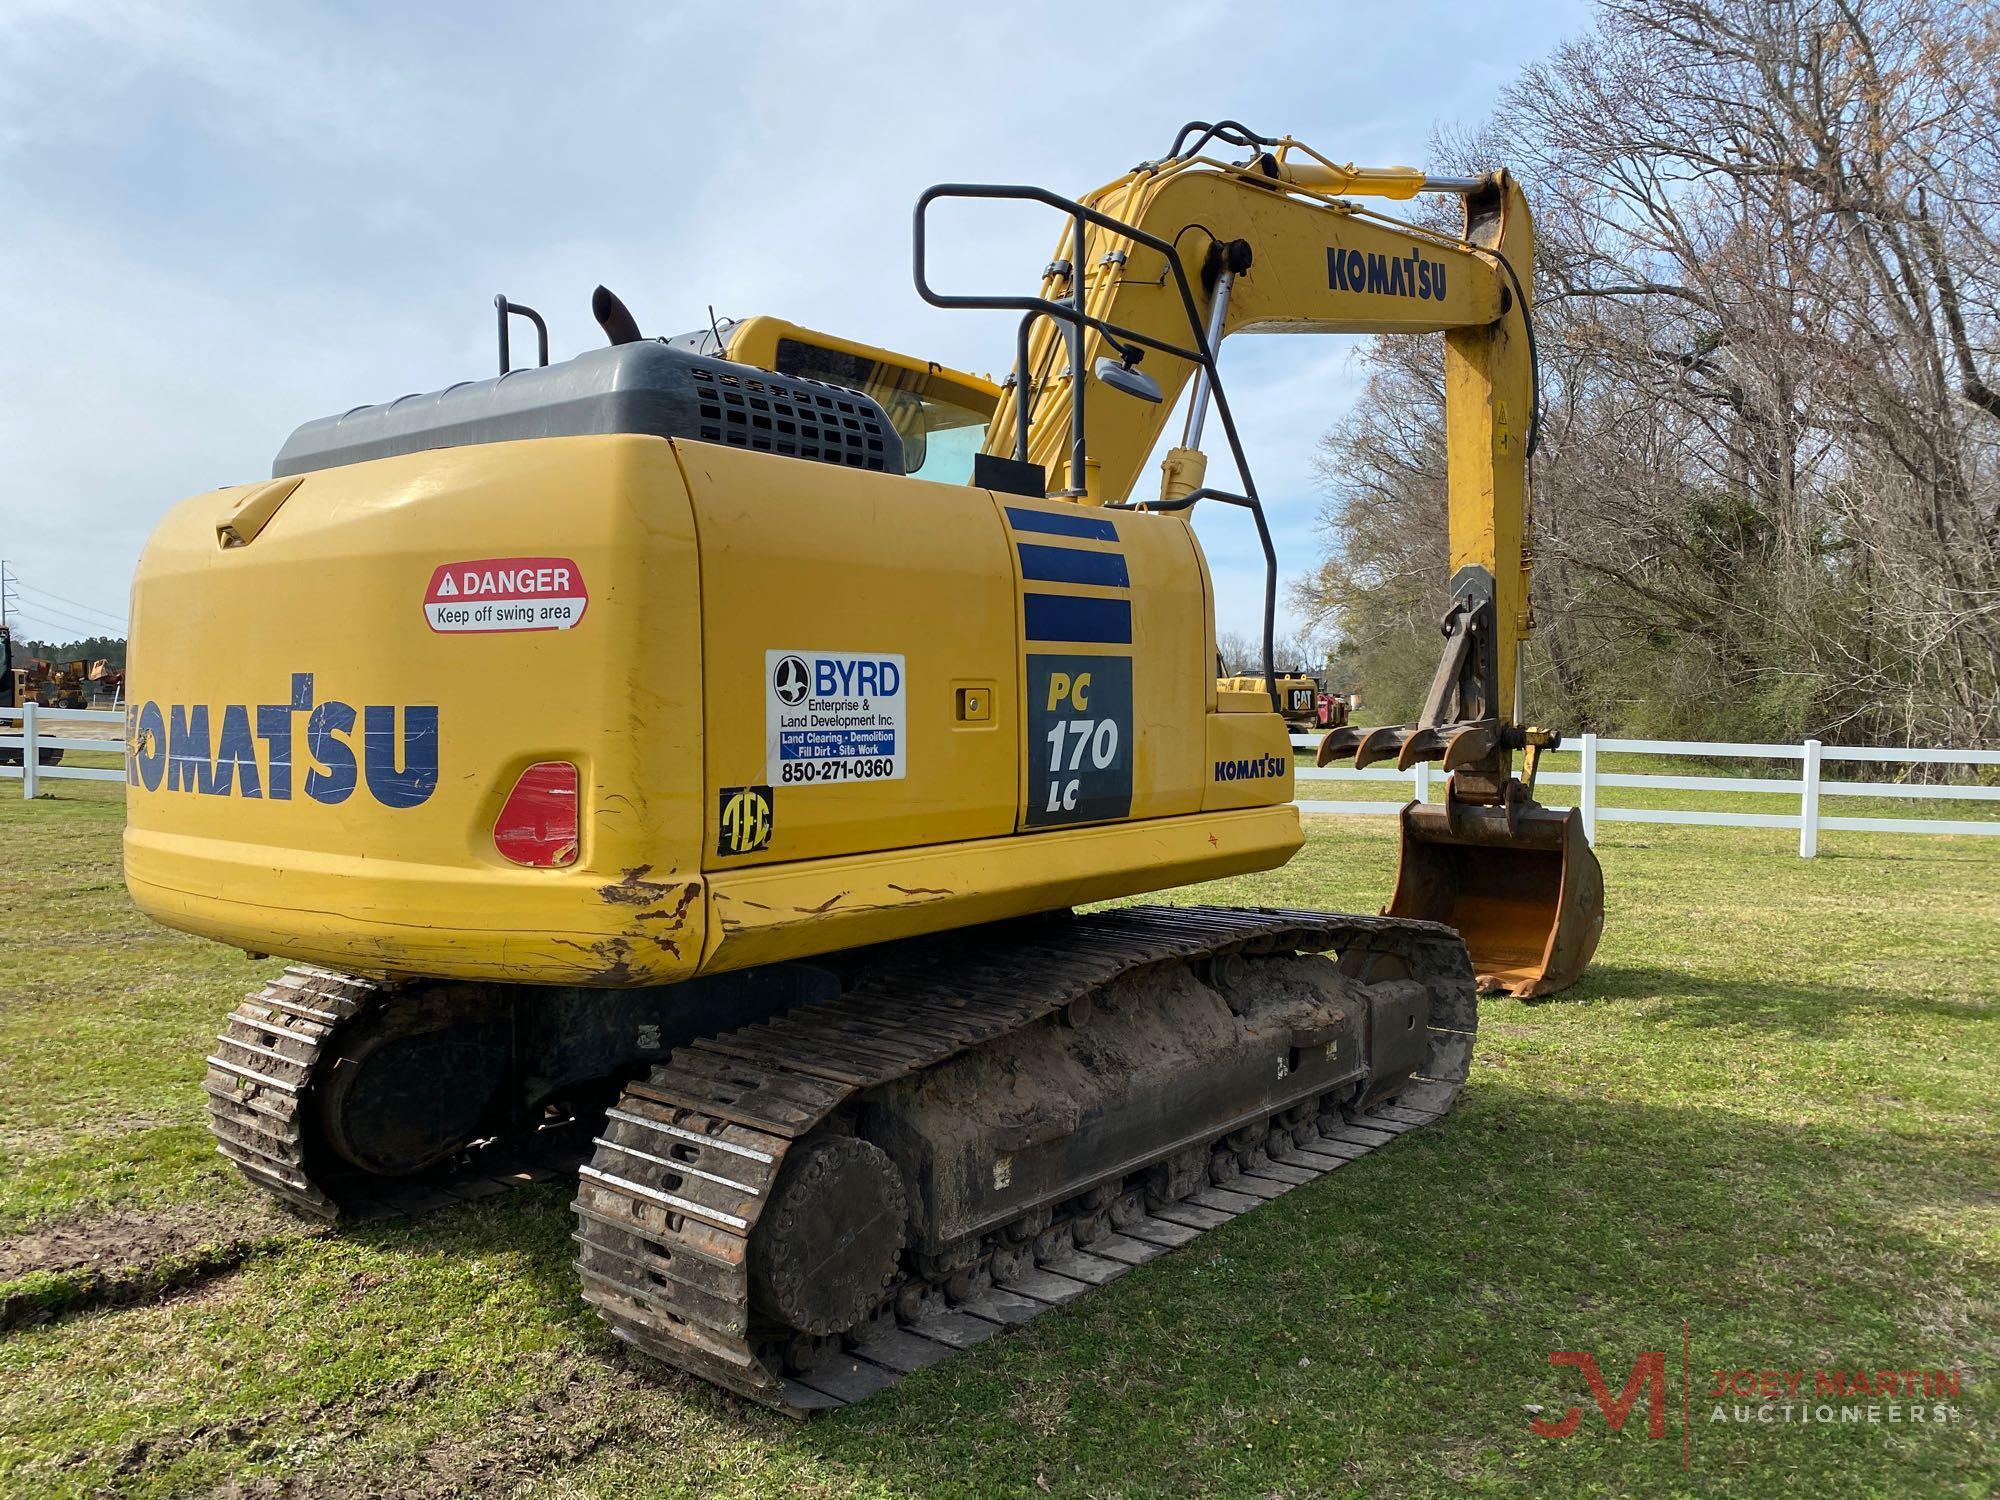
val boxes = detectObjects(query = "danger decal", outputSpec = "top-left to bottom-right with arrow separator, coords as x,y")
423,557 -> 588,633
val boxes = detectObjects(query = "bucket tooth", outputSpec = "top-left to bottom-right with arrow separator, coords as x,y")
1340,720 -> 1501,774
1315,725 -> 1365,767
1439,725 -> 1497,771
1352,726 -> 1409,770
1394,728 -> 1445,771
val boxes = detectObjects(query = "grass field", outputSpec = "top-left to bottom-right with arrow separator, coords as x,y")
0,778 -> 1994,1497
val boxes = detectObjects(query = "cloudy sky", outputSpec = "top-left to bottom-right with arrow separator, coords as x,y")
0,0 -> 1588,648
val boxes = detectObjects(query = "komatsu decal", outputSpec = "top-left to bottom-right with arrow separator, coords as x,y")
1214,753 -> 1288,782
126,673 -> 439,808
1328,245 -> 1449,301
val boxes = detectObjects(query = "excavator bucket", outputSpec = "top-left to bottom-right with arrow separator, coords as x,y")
1387,799 -> 1604,998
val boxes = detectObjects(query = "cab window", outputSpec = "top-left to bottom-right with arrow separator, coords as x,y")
772,338 -> 992,485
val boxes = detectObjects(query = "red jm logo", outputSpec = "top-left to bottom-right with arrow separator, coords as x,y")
1531,1351 -> 1669,1439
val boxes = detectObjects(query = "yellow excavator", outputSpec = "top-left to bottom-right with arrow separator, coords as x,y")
1217,665 -> 1323,730
126,122 -> 1601,1411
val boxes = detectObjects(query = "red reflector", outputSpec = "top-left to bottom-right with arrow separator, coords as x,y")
494,761 -> 579,867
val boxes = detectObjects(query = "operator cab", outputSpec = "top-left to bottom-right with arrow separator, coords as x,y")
669,316 -> 999,485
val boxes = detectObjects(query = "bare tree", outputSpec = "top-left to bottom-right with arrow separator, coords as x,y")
1298,0 -> 2000,748
1215,630 -> 1259,676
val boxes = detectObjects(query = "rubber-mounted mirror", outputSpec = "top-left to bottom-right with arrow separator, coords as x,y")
1094,356 -> 1162,403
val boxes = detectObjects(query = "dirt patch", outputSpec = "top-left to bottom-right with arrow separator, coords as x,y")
201,1355 -> 731,1499
348,1360 -> 680,1499
0,1116 -> 179,1156
0,1200 -> 308,1330
122,1370 -> 448,1492
0,1202 -> 287,1282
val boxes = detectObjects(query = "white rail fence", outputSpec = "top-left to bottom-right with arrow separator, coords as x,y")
5,710 -> 1994,859
0,705 -> 126,796
1290,731 -> 2000,858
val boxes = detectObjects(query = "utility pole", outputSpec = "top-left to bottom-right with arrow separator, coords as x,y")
0,559 -> 14,630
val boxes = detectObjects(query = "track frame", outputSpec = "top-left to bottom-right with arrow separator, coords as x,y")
571,905 -> 1477,1413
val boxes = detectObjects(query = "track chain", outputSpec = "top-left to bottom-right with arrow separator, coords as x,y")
571,904 -> 1477,1413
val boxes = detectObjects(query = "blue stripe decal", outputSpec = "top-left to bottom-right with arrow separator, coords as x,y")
1016,543 -> 1130,588
1024,593 -> 1132,644
1005,506 -> 1119,542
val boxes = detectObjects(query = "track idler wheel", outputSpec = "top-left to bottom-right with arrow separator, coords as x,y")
315,993 -> 509,1177
750,1136 -> 908,1337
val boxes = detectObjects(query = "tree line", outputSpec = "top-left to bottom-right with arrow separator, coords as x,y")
1293,0 -> 1999,750
6,634 -> 127,670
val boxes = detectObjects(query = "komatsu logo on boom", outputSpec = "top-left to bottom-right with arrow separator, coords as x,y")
1328,245 -> 1450,301
126,672 -> 438,808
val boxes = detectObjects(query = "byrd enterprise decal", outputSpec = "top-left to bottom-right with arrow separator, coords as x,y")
423,556 -> 587,633
1025,655 -> 1132,826
718,785 -> 774,856
766,650 -> 906,785
127,673 -> 438,808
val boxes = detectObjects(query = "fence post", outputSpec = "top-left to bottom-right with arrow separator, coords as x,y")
1413,758 -> 1431,803
20,701 -> 37,800
1799,738 -> 1822,858
1580,731 -> 1598,845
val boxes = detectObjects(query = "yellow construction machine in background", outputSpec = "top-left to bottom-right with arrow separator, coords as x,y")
1217,668 -> 1321,730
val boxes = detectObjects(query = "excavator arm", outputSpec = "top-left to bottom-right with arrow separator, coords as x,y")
922,129 -> 1601,996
